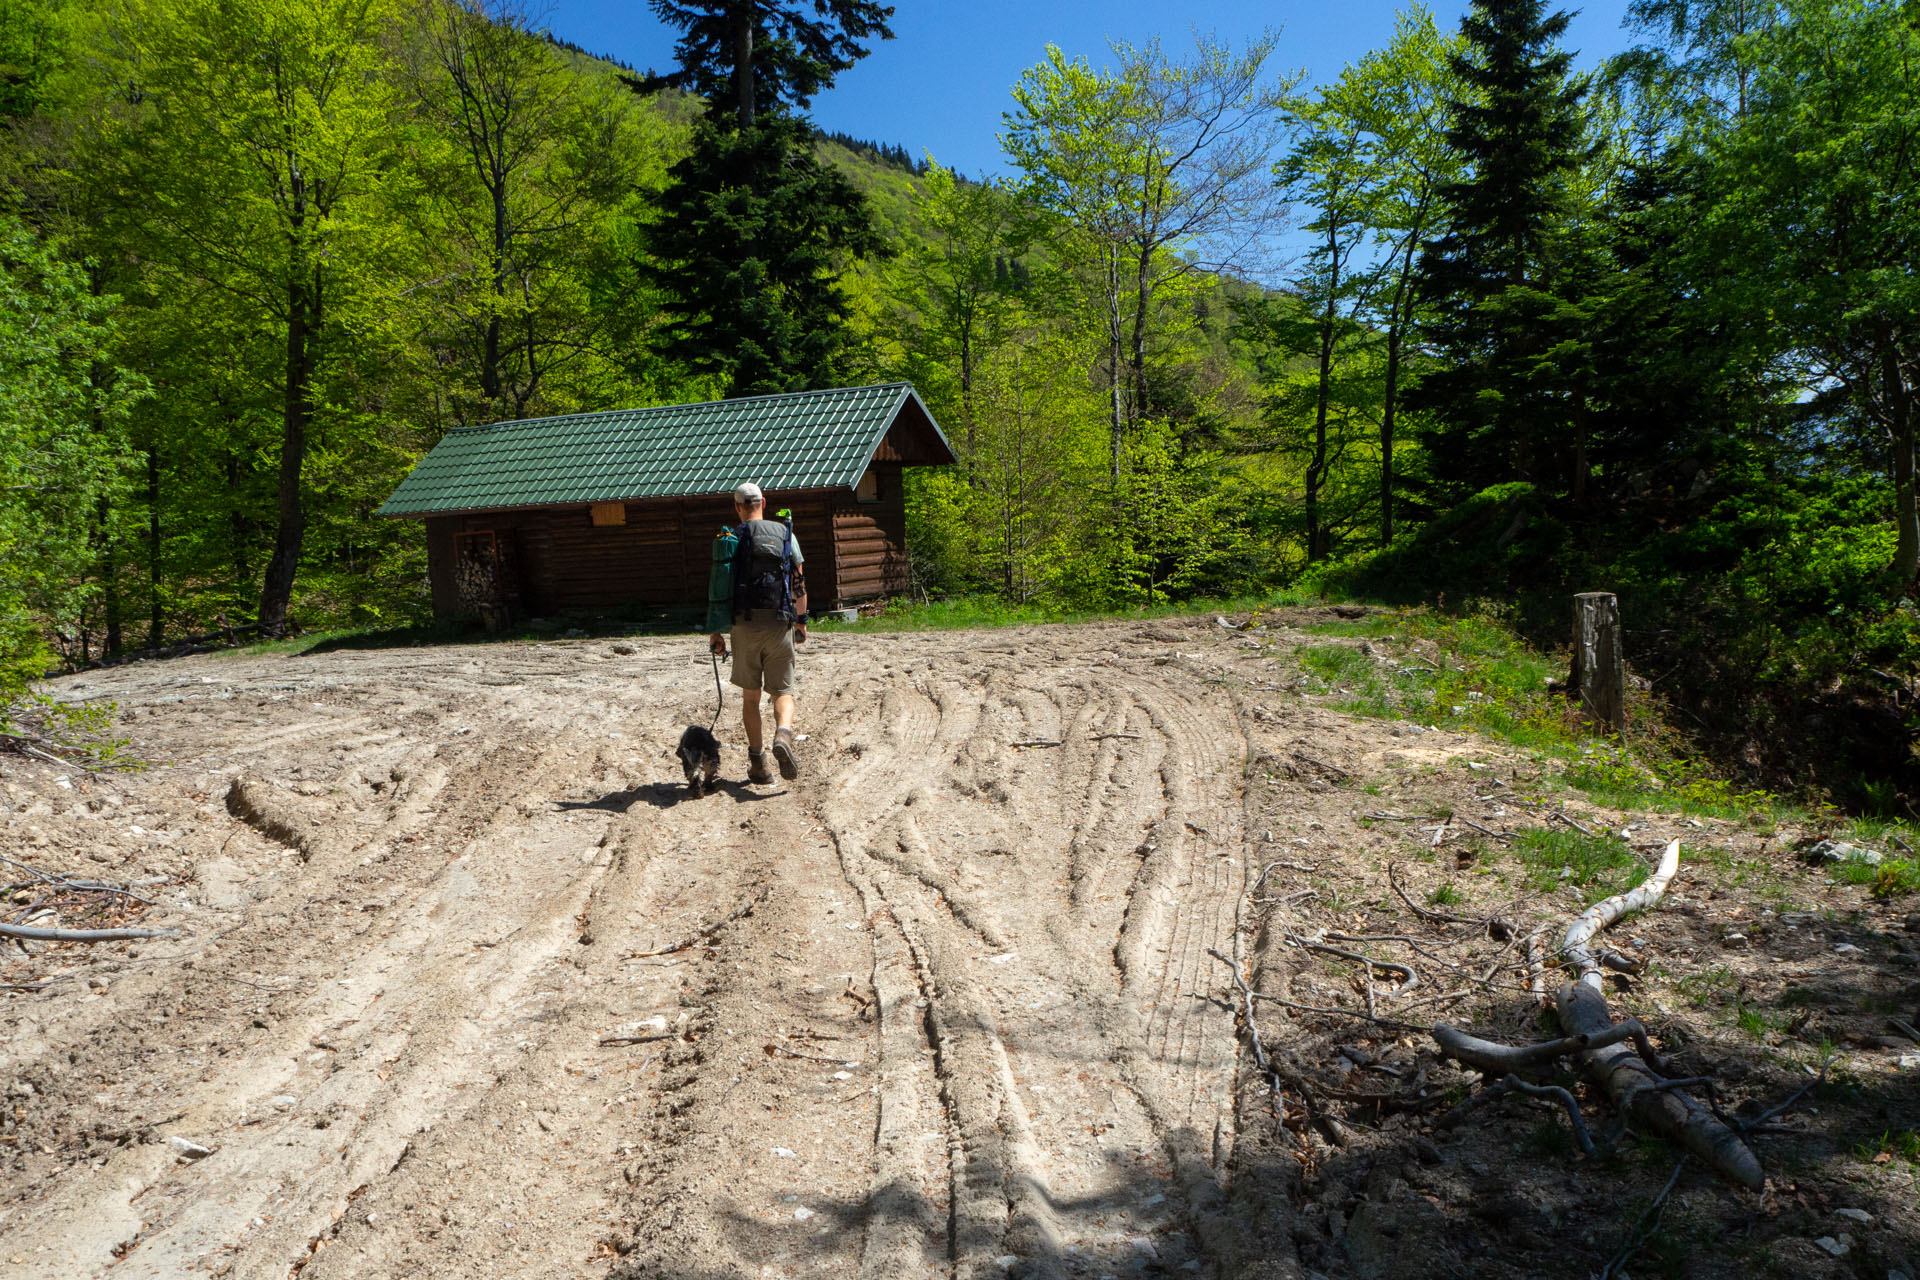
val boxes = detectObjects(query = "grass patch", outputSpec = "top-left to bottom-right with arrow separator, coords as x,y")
1831,857 -> 1920,897
1293,608 -> 1578,753
1509,828 -> 1650,904
1427,882 -> 1465,907
845,587 -> 1323,633
1854,1129 -> 1920,1168
1559,753 -> 1780,823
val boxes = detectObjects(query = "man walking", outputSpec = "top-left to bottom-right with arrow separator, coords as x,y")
710,482 -> 808,783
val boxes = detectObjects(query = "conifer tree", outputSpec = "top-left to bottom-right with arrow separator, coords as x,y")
1411,0 -> 1594,503
635,1 -> 894,395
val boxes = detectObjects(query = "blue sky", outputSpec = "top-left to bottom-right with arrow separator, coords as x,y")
540,1 -> 1643,179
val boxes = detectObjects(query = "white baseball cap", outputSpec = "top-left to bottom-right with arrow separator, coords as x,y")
732,481 -> 763,506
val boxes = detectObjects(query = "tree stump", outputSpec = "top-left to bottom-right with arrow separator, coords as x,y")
1569,592 -> 1625,735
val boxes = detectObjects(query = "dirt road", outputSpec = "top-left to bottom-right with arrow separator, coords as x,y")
6,616 -> 1917,1280
0,619 -> 1303,1279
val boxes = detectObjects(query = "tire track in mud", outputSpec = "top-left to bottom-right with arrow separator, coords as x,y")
4,626 -> 1283,1280
809,631 -> 1257,1279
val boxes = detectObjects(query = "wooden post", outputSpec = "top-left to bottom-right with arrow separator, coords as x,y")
1570,592 -> 1625,735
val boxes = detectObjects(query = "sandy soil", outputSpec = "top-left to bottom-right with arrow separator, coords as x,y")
2,613 -> 1916,1280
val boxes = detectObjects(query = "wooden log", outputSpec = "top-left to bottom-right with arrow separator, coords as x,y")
1569,591 -> 1626,734
1555,840 -> 1762,1189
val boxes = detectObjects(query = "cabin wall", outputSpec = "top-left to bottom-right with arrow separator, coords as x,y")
829,463 -> 908,603
422,491 -> 848,621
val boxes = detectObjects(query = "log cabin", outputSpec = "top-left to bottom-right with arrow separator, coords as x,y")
377,383 -> 956,625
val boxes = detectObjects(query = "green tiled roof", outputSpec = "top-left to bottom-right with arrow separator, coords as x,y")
378,382 -> 950,518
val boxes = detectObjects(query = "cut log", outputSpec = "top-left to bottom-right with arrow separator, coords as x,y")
1568,592 -> 1626,734
1555,839 -> 1763,1189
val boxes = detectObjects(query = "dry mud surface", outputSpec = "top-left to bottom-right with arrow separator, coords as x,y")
2,615 -> 1917,1279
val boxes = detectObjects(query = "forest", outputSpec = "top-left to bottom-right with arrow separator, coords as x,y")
0,0 -> 1914,812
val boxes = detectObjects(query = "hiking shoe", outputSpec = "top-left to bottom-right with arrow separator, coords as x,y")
772,727 -> 799,780
748,749 -> 774,785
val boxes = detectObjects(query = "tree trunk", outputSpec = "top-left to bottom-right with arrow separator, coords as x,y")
732,5 -> 754,129
1885,343 -> 1918,586
147,444 -> 163,649
482,180 -> 507,409
1105,245 -> 1124,488
260,167 -> 317,639
98,493 -> 120,658
1305,227 -> 1341,563
1568,591 -> 1625,735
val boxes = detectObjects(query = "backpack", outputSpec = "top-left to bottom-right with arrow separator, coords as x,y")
731,516 -> 796,624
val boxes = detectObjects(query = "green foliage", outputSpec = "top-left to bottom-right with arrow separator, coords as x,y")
1509,828 -> 1649,904
1427,882 -> 1465,906
0,215 -> 145,694
641,111 -> 887,396
1412,0 -> 1597,503
1291,603 -> 1576,751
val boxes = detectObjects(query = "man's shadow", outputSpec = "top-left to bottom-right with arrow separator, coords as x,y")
553,777 -> 786,814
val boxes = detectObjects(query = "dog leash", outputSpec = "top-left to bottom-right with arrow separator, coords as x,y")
709,647 -> 725,731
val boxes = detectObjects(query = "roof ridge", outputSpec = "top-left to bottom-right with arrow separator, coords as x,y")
447,382 -> 912,434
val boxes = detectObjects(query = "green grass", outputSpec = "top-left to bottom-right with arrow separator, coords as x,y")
1558,754 -> 1781,823
1508,828 -> 1651,904
1293,608 -> 1578,753
1427,882 -> 1465,907
1854,1129 -> 1920,1167
838,587 -> 1323,633
1831,857 -> 1920,896
1734,1002 -> 1777,1040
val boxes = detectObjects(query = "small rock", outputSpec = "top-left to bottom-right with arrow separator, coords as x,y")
772,1147 -> 797,1158
1898,1053 -> 1920,1070
1813,1235 -> 1848,1257
1833,1207 -> 1873,1225
1804,840 -> 1881,867
1781,912 -> 1818,926
6,1080 -> 34,1098
610,642 -> 635,656
1835,943 -> 1864,955
269,1095 -> 297,1111
169,1136 -> 213,1160
792,1206 -> 814,1221
1723,933 -> 1748,947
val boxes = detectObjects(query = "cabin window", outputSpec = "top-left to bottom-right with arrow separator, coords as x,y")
590,502 -> 626,527
855,469 -> 880,503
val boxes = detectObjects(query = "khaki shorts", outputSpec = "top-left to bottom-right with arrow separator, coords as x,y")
729,619 -> 798,695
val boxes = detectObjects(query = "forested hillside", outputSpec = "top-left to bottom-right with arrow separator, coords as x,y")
0,0 -> 1914,812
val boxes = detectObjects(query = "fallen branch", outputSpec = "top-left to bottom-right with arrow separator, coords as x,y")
598,1033 -> 675,1047
1285,934 -> 1418,996
1458,817 -> 1512,842
1088,732 -> 1141,741
1207,949 -> 1294,1137
1433,1019 -> 1665,1077
0,922 -> 176,942
1551,810 -> 1602,839
1008,739 -> 1062,749
1598,1159 -> 1687,1280
1556,840 -> 1761,1189
626,893 -> 761,958
1248,990 -> 1432,1033
1438,1075 -> 1595,1156
1388,862 -> 1480,927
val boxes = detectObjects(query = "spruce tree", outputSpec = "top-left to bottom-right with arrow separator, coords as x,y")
1411,0 -> 1593,503
635,1 -> 893,395
643,113 -> 884,394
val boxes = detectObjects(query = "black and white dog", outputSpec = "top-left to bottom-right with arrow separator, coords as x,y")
676,725 -> 722,797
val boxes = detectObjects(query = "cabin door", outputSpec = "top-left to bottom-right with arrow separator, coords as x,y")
452,529 -> 522,629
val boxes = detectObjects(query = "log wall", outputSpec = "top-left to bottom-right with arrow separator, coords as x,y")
422,476 -> 907,621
